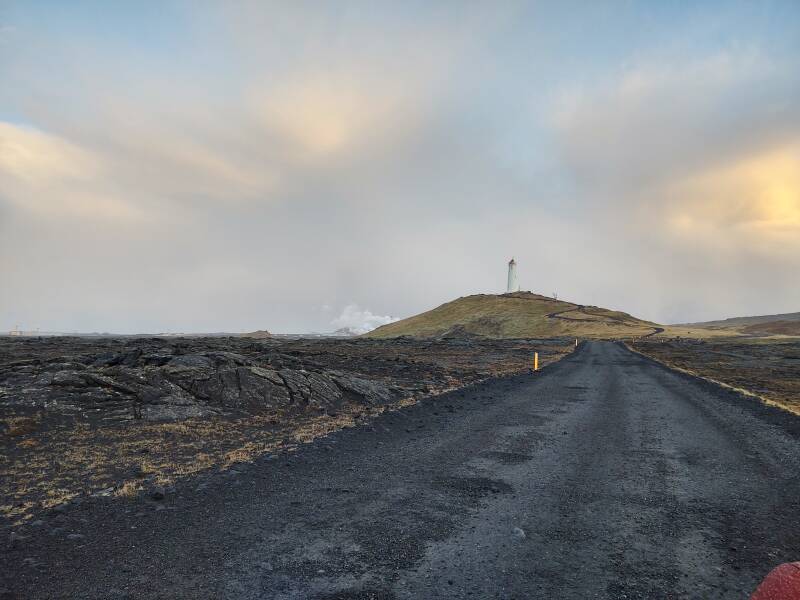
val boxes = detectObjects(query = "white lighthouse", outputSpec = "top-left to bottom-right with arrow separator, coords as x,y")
506,258 -> 519,293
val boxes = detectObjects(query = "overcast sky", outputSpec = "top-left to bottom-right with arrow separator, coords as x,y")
1,1 -> 799,333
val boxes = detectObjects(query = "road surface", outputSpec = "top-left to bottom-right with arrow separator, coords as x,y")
4,341 -> 800,599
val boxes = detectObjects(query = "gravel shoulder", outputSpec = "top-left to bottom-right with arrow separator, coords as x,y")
3,341 -> 800,599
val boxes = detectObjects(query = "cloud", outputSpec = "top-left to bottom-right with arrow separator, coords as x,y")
552,50 -> 800,251
554,51 -> 800,192
330,304 -> 398,335
661,144 -> 800,256
0,122 -> 96,182
1,3 -> 799,333
254,72 -> 413,159
546,48 -> 800,321
0,122 -> 143,221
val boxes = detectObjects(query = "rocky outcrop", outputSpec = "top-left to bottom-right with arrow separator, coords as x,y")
187,366 -> 291,411
0,335 -> 569,423
0,340 -> 409,421
331,372 -> 397,404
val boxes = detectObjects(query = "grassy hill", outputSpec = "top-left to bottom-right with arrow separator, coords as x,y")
364,292 -> 663,340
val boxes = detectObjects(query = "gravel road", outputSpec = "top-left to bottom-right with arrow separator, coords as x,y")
4,341 -> 800,599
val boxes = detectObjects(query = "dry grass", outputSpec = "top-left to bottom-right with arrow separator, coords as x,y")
655,326 -> 743,340
114,480 -> 144,498
0,387 -> 475,525
0,412 -> 313,524
3,415 -> 41,437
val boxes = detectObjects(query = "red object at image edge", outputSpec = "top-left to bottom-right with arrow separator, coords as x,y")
751,563 -> 800,600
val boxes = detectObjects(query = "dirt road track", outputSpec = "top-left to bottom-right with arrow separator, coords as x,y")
546,306 -> 664,337
3,341 -> 800,598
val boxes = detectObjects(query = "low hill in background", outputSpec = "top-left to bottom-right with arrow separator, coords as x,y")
239,330 -> 272,339
677,312 -> 800,337
364,292 -> 663,340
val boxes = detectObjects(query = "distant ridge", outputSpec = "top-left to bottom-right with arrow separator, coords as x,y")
364,292 -> 662,340
678,312 -> 800,336
238,330 -> 272,339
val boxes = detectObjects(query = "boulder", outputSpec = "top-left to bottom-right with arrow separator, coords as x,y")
331,373 -> 396,405
142,354 -> 174,367
50,371 -> 90,388
278,369 -> 311,404
119,348 -> 143,367
92,353 -> 124,368
205,352 -> 253,369
167,355 -> 214,370
189,366 -> 291,411
305,372 -> 343,409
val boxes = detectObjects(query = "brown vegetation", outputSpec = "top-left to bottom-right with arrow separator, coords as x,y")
741,321 -> 800,336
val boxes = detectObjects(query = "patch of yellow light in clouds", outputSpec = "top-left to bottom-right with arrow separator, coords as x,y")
0,121 -> 143,222
663,144 -> 800,255
0,121 -> 98,183
255,72 -> 406,159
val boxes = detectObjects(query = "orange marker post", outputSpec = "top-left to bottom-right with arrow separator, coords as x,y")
534,352 -> 539,372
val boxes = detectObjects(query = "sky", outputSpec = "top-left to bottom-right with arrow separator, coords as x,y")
1,1 -> 799,333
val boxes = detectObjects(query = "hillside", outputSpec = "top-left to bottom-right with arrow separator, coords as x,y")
677,312 -> 800,337
364,292 -> 662,339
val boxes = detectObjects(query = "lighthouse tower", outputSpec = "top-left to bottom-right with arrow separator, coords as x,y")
506,258 -> 519,293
